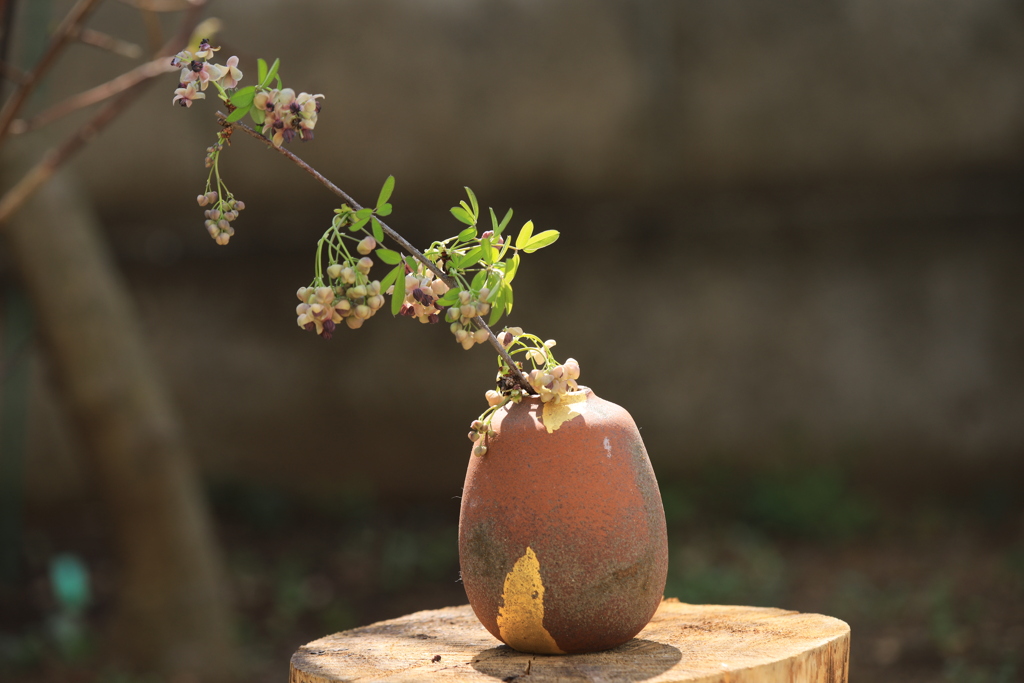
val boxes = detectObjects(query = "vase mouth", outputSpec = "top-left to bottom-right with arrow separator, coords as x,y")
519,385 -> 592,404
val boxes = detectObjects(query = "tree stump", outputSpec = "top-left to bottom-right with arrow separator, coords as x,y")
290,599 -> 849,682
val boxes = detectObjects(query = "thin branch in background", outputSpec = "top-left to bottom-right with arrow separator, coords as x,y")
10,57 -> 175,134
0,0 -> 105,146
75,26 -> 144,60
138,1 -> 164,56
220,114 -> 534,391
0,60 -> 24,86
0,0 -> 208,226
115,0 -> 195,11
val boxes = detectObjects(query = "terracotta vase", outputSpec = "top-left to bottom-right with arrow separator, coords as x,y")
458,387 -> 668,654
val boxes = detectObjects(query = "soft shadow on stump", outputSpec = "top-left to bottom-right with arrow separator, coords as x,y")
470,639 -> 682,682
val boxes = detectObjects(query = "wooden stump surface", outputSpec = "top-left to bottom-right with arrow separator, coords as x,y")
289,599 -> 850,682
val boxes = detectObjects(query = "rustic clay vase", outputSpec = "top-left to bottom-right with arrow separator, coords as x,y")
458,387 -> 668,654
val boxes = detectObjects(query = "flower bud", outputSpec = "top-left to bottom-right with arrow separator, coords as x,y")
472,444 -> 487,457
368,295 -> 384,310
477,302 -> 491,316
345,316 -> 364,329
347,285 -> 367,299
461,337 -> 476,351
217,219 -> 230,231
544,339 -> 557,348
460,304 -> 476,319
341,267 -> 357,284
315,287 -> 333,303
206,223 -> 219,238
234,200 -> 245,211
327,264 -> 343,280
564,358 -> 580,380
430,279 -> 448,296
357,236 -> 376,255
209,209 -> 221,220
473,328 -> 488,344
197,194 -> 209,207
450,322 -> 463,334
357,257 -> 373,274
335,299 -> 352,313
471,420 -> 485,431
355,304 -> 372,319
459,290 -> 472,304
369,281 -> 382,295
479,287 -> 490,302
485,390 -> 503,407
468,431 -> 480,442
446,307 -> 459,323
508,327 -> 523,336
296,287 -> 311,302
205,191 -> 218,203
455,329 -> 469,343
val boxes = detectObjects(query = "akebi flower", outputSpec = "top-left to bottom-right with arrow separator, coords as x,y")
181,60 -> 223,90
172,82 -> 205,108
194,39 -> 219,60
219,56 -> 243,89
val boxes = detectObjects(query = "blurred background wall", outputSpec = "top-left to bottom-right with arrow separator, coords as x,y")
11,0 -> 1024,506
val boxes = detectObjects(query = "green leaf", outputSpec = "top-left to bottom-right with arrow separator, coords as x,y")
515,220 -> 534,249
391,276 -> 405,315
497,208 -> 513,235
497,236 -> 511,261
436,288 -> 460,306
376,203 -> 392,217
471,269 -> 487,291
523,229 -> 559,253
489,207 -> 499,232
224,104 -> 251,123
249,108 -> 265,126
355,208 -> 374,220
504,253 -> 520,283
349,216 -> 370,232
377,176 -> 395,211
457,246 -> 482,268
450,206 -> 474,225
229,85 -> 256,108
371,217 -> 384,243
262,58 -> 280,87
481,237 -> 494,264
380,264 -> 403,292
375,248 -> 402,265
504,281 -> 514,314
405,256 -> 418,272
257,58 -> 268,84
458,226 -> 477,242
488,289 -> 505,326
464,187 -> 479,218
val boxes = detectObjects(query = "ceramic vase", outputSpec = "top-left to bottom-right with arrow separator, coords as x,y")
458,387 -> 668,654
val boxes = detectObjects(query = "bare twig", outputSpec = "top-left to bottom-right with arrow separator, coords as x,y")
0,59 -> 24,86
0,0 -> 207,225
219,114 -> 534,391
0,0 -> 105,146
11,57 -> 176,134
75,27 -> 144,59
115,0 -> 195,11
138,2 -> 164,55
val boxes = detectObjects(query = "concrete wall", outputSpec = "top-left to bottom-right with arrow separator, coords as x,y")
7,0 -> 1024,504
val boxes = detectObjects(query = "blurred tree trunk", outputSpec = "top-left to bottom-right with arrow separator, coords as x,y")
2,171 -> 237,680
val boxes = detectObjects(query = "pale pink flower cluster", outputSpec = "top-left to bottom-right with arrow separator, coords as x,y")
445,289 -> 493,350
526,352 -> 581,402
296,262 -> 383,338
395,266 -> 447,324
253,88 -> 323,147
467,419 -> 494,457
170,42 -> 243,107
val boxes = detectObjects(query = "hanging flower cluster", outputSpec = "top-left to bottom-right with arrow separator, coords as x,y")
253,88 -> 323,146
170,40 -> 240,107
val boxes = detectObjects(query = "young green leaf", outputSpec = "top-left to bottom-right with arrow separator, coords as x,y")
436,288 -> 460,306
465,187 -> 479,218
497,208 -> 513,235
488,288 -> 505,326
349,216 -> 370,232
380,263 -> 403,292
523,229 -> 559,253
249,108 -> 266,126
481,237 -> 494,264
377,175 -> 395,211
371,217 -> 384,243
375,248 -> 402,265
391,276 -> 405,315
489,207 -> 499,232
471,269 -> 487,291
515,220 -> 534,249
376,203 -> 392,217
262,58 -> 280,87
458,246 -> 483,268
504,253 -> 520,283
504,281 -> 514,314
257,58 -> 268,84
450,206 -> 474,225
458,226 -> 477,242
355,208 -> 374,220
224,104 -> 252,123
229,85 -> 256,108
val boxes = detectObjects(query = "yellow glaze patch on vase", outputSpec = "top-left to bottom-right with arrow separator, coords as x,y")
496,547 -> 564,654
541,391 -> 586,434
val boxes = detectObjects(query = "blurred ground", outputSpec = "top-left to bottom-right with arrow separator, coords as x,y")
3,465 -> 1022,683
